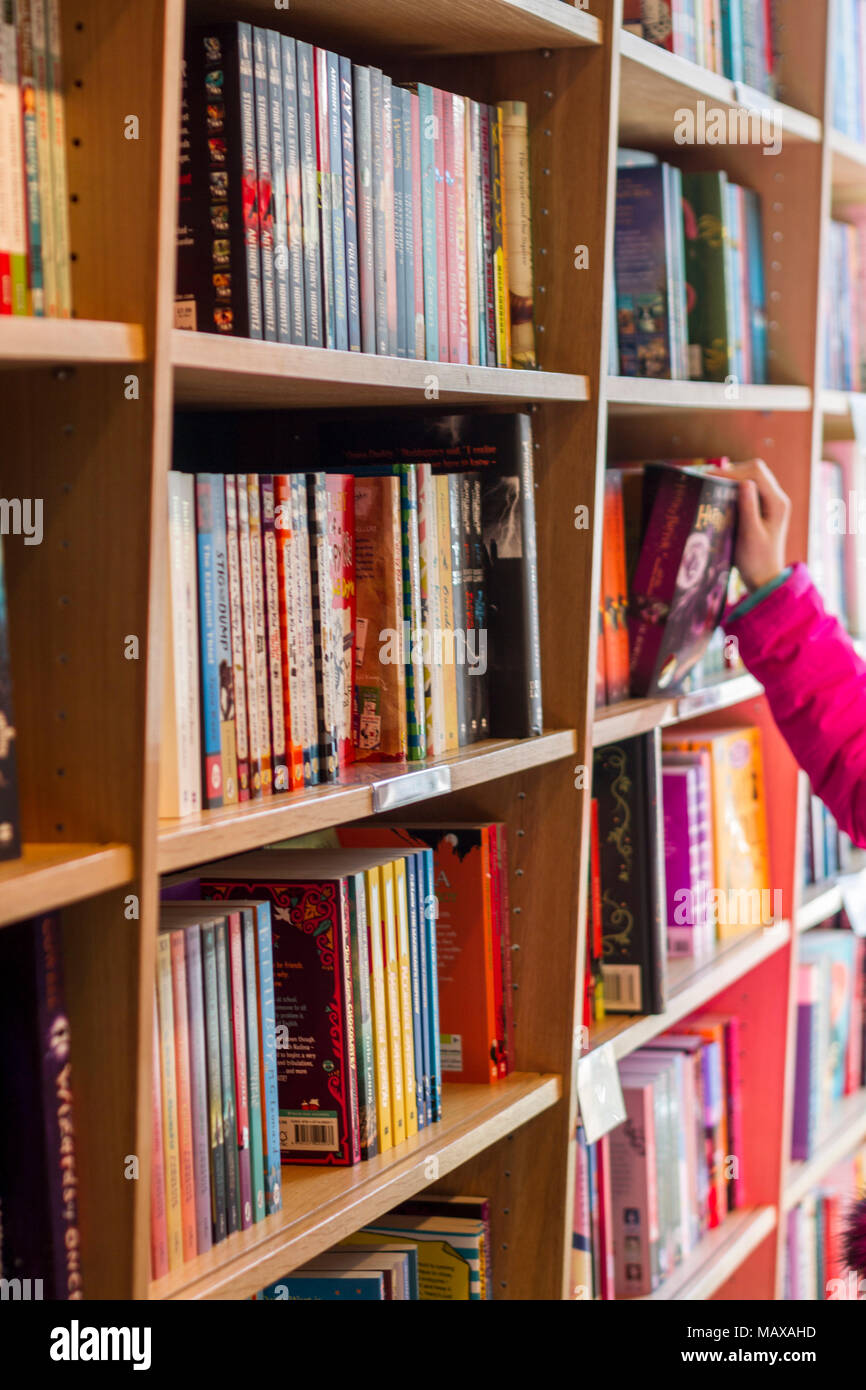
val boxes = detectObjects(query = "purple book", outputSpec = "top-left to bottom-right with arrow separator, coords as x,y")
662,765 -> 701,955
628,464 -> 738,697
0,914 -> 82,1299
184,923 -> 213,1254
614,165 -> 678,379
791,963 -> 820,1162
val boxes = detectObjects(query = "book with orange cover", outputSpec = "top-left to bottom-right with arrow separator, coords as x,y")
601,473 -> 629,703
353,474 -> 408,760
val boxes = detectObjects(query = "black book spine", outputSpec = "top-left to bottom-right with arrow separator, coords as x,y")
253,27 -> 277,341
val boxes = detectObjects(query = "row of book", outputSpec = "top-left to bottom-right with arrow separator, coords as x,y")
177,22 -> 535,366
831,0 -> 866,142
801,785 -> 861,889
793,926 -> 866,1162
162,412 -> 542,818
596,461 -> 742,708
623,0 -> 778,93
586,726 -> 771,1023
615,154 -> 768,384
154,822 -> 512,1276
573,1014 -> 746,1299
0,0 -> 72,317
0,913 -> 81,1299
0,535 -> 20,861
823,219 -> 866,393
255,1196 -> 491,1299
784,1146 -> 866,1300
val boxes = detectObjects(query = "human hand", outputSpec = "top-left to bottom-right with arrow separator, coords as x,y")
713,458 -> 791,592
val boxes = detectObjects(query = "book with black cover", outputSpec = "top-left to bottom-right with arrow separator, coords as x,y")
593,732 -> 666,1016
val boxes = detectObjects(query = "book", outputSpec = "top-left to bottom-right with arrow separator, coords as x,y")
0,533 -> 20,858
296,41 -> 323,348
500,100 -> 535,369
280,34 -> 306,345
252,27 -> 277,343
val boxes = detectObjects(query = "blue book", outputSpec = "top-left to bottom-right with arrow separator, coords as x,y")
614,165 -> 679,378
370,67 -> 388,354
417,83 -> 439,361
281,35 -> 306,345
327,51 -> 348,352
240,907 -> 266,1223
418,846 -> 441,1122
744,188 -> 768,383
720,0 -> 745,84
250,900 -> 282,1215
194,476 -> 224,807
403,853 -> 428,1128
340,55 -> 362,352
261,1271 -> 386,1299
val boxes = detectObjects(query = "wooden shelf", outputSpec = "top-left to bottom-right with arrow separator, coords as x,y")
618,29 -> 821,148
593,673 -> 763,748
172,331 -> 591,410
638,1207 -> 777,1301
149,1071 -> 562,1300
796,880 -> 843,933
0,317 -> 145,368
590,921 -> 792,1061
185,0 -> 602,57
783,1090 -> 866,1212
0,843 -> 135,929
829,128 -> 866,204
158,729 -> 577,874
607,376 -> 813,414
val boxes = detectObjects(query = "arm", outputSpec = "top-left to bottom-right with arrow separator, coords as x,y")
715,458 -> 866,847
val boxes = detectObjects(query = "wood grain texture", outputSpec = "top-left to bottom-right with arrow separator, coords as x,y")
0,318 -> 144,365
0,842 -> 133,927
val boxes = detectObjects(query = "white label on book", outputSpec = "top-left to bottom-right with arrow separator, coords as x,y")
440,1033 -> 463,1072
576,1041 -> 626,1146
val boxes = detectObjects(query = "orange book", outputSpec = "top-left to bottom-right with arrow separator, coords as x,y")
601,476 -> 629,703
595,591 -> 607,709
337,823 -> 499,1085
169,929 -> 198,1261
353,476 -> 408,761
611,473 -> 631,698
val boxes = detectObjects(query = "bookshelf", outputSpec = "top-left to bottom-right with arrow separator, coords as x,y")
4,0 -> 865,1304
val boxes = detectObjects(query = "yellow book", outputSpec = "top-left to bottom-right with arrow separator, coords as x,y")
379,862 -> 406,1145
500,100 -> 536,369
491,105 -> 512,369
365,866 -> 393,1153
392,857 -> 418,1139
434,475 -> 459,752
155,934 -> 183,1270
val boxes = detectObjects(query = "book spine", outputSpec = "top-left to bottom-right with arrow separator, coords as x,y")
495,824 -> 515,1073
0,6 -> 28,313
314,48 -> 335,349
409,90 -> 425,359
460,475 -> 478,742
349,875 -> 378,1159
418,83 -> 439,360
380,863 -> 406,1144
365,868 -> 393,1152
252,903 -> 282,1215
353,65 -> 376,354
209,477 -> 238,805
452,93 -> 469,364
215,919 -> 240,1234
435,474 -> 460,751
260,476 -> 289,792
296,41 -> 322,347
490,105 -> 511,366
200,923 -> 227,1243
183,924 -> 213,1253
480,104 -> 497,365
370,67 -> 388,354
400,88 -> 416,359
236,476 -> 263,797
178,477 -> 202,815
195,475 -> 224,807
161,479 -> 191,820
433,88 -> 450,362
306,471 -> 339,782
168,930 -> 197,1261
418,463 -> 446,756
156,933 -> 183,1268
448,474 -> 469,745
327,51 -> 348,352
488,827 -> 506,1077
273,475 -> 304,790
500,100 -> 536,369
224,476 -> 250,801
470,473 -> 489,740
45,0 -> 70,315
393,861 -> 419,1138
382,75 -> 398,354
247,475 -> 273,795
392,80 -> 407,358
401,465 -> 427,761
466,99 -> 480,366
294,473 -> 320,783
404,856 -> 429,1126
519,416 -> 543,734
340,55 -> 361,353
280,35 -> 306,345
150,994 -> 168,1279
240,909 -> 266,1223
326,475 -> 356,771
266,28 -> 290,343
17,1 -> 44,315
421,848 -> 442,1122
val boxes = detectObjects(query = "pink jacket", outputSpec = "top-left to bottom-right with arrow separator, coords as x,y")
724,562 -> 866,847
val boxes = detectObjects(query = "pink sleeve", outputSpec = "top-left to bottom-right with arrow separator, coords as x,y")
724,562 -> 866,847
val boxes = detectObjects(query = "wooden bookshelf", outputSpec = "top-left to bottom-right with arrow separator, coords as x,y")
4,0 -> 858,1305
149,1073 -> 561,1300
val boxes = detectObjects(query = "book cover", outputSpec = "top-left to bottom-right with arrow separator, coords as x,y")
340,55 -> 361,353
353,64 -> 376,355
280,34 -> 306,345
614,164 -> 679,378
266,28 -> 290,343
682,169 -> 732,381
296,41 -> 323,347
327,51 -> 348,353
252,27 -> 276,341
609,1075 -> 661,1295
500,100 -> 535,369
194,474 -> 224,807
351,473 -> 407,760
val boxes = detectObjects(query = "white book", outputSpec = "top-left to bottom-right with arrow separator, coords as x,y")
0,5 -> 28,314
159,472 -> 200,818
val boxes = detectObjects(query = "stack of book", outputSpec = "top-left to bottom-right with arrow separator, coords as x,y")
831,0 -> 866,140
257,1195 -> 492,1299
0,534 -> 20,862
823,220 -> 866,392
614,156 -> 768,384
573,1015 -> 746,1299
0,913 -> 82,1299
623,0 -> 778,92
589,725 -> 771,1019
596,461 -> 741,708
177,23 -> 535,367
0,0 -> 72,318
792,928 -> 866,1162
784,1146 -> 866,1300
161,413 -> 543,818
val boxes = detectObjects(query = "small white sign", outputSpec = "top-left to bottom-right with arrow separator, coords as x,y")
576,1040 -> 626,1145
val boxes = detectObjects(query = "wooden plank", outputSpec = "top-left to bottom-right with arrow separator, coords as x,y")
0,843 -> 133,927
0,318 -> 144,366
172,332 -> 590,409
184,0 -> 602,57
607,377 -> 813,413
639,1207 -> 778,1301
593,675 -> 763,747
149,1073 -> 562,1300
157,730 -> 578,873
783,1090 -> 866,1212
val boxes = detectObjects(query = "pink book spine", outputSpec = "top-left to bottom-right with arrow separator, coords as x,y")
228,913 -> 254,1230
597,1134 -> 616,1300
410,92 -> 425,360
610,1080 -> 660,1297
724,1017 -> 745,1210
451,93 -> 469,364
433,88 -> 449,362
170,931 -> 197,1262
150,994 -> 169,1280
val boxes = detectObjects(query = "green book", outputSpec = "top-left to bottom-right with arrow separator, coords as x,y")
682,170 -> 732,383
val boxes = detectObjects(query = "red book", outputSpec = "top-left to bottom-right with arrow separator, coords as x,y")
169,929 -> 197,1261
260,476 -> 289,793
228,913 -> 253,1227
150,995 -> 169,1280
601,474 -> 628,703
273,475 -> 304,791
494,822 -> 514,1075
488,822 -> 507,1077
433,87 -> 449,362
326,475 -> 356,772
